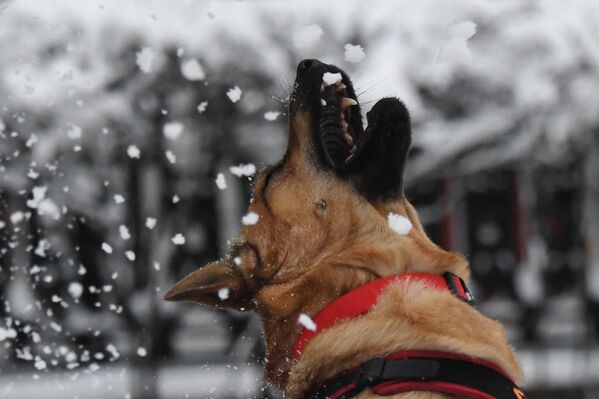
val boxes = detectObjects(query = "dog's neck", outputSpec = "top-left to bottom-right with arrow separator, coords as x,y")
283,280 -> 524,399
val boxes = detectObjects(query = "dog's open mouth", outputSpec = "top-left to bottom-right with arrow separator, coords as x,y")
317,72 -> 364,168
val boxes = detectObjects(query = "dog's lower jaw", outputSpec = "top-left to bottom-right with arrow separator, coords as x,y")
284,281 -> 524,399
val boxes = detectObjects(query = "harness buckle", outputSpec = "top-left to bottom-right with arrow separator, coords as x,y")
354,357 -> 386,388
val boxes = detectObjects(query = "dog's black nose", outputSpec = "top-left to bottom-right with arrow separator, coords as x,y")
296,59 -> 325,79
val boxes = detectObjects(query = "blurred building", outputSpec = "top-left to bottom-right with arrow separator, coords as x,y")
0,1 -> 598,398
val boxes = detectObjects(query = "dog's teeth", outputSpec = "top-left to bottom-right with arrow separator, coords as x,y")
336,83 -> 347,91
341,97 -> 358,108
320,84 -> 325,92
344,132 -> 353,144
321,98 -> 327,106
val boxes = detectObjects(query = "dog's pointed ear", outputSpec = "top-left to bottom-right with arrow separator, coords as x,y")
164,260 -> 258,310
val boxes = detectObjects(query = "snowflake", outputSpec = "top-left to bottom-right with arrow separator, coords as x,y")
119,225 -> 131,240
226,86 -> 242,103
197,101 -> 208,113
127,145 -> 141,159
229,163 -> 256,177
145,217 -> 157,229
218,288 -> 229,300
172,234 -> 185,245
298,314 -> 317,331
114,194 -> 125,204
242,212 -> 259,226
102,242 -> 113,254
323,72 -> 342,85
163,122 -> 184,140
387,213 -> 412,235
344,44 -> 365,63
165,150 -> 176,164
136,47 -> 154,73
180,58 -> 205,81
264,111 -> 281,121
125,251 -> 136,261
68,282 -> 83,299
215,173 -> 227,190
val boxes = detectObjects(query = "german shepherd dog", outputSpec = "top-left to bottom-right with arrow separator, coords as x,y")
165,59 -> 524,398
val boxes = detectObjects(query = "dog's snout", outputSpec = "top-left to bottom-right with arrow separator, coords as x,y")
296,59 -> 325,79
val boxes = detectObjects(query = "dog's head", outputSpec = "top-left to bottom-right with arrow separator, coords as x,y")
165,59 -> 468,385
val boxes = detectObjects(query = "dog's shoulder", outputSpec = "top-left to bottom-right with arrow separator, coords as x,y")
286,281 -> 523,399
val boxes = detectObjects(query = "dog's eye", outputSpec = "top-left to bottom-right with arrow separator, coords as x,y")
318,199 -> 327,211
230,242 -> 261,270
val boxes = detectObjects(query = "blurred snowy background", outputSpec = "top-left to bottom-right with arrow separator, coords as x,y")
1,0 -> 599,398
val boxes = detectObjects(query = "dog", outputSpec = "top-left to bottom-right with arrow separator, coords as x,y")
165,59 -> 525,399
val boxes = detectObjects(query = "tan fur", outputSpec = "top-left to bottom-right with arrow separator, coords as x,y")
286,282 -> 523,398
165,67 -> 523,397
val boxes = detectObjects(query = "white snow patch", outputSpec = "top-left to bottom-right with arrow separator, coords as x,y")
26,185 -> 47,209
10,211 -> 24,224
344,44 -> 365,63
125,251 -> 136,261
34,359 -> 47,370
119,225 -> 131,240
163,122 -> 184,140
197,101 -> 208,113
229,163 -> 256,177
215,173 -> 227,190
165,150 -> 176,164
127,145 -> 141,159
437,20 -> 477,65
67,125 -> 82,140
264,111 -> 281,121
298,314 -> 317,331
180,58 -> 205,81
226,86 -> 242,103
242,212 -> 259,226
323,72 -> 342,85
172,234 -> 185,245
68,282 -> 83,299
0,327 -> 17,341
137,347 -> 147,357
114,194 -> 125,204
218,288 -> 229,300
387,212 -> 412,236
101,243 -> 113,254
293,24 -> 323,48
34,239 -> 50,257
136,47 -> 154,73
145,217 -> 157,229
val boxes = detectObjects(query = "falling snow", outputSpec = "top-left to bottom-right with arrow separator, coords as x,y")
241,212 -> 259,226
298,314 -> 317,331
387,213 -> 413,236
264,111 -> 280,121
226,86 -> 242,103
136,47 -> 154,73
180,58 -> 206,81
127,145 -> 141,158
163,121 -> 184,140
344,43 -> 365,63
215,173 -> 227,190
172,234 -> 186,245
229,163 -> 256,177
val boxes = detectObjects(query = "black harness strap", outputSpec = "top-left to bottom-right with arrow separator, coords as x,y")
312,356 -> 525,399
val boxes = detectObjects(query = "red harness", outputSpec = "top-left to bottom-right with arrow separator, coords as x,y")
293,273 -> 526,399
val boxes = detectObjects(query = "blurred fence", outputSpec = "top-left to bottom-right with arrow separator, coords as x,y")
1,1 -> 599,398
